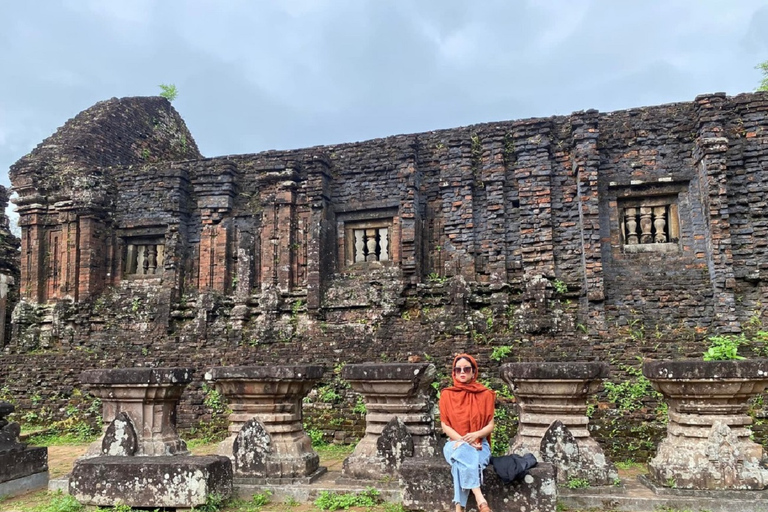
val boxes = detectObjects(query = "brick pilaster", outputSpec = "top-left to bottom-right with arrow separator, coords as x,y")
512,119 -> 555,279
694,93 -> 738,331
305,155 -> 332,312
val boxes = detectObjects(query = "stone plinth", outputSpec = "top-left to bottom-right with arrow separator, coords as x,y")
81,367 -> 193,457
644,359 -> 768,490
400,456 -> 557,512
69,455 -> 232,508
0,402 -> 49,498
205,365 -> 325,482
501,362 -> 617,485
340,363 -> 436,481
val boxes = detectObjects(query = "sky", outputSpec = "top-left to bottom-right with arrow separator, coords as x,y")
2,0 -> 768,201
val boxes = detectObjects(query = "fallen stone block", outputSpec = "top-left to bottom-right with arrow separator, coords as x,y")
0,402 -> 49,498
400,456 -> 557,512
69,455 -> 232,509
0,447 -> 49,498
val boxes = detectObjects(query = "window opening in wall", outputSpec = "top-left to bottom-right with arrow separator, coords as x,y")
353,227 -> 389,262
343,219 -> 393,267
124,239 -> 165,276
619,197 -> 680,253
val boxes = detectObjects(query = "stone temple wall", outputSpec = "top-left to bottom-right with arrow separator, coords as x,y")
2,92 -> 768,460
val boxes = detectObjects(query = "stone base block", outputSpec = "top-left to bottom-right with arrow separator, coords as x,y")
0,471 -> 49,499
234,466 -> 327,485
400,457 -> 557,512
649,437 -> 768,490
69,455 -> 232,508
640,474 -> 768,501
0,446 -> 48,484
342,455 -> 389,481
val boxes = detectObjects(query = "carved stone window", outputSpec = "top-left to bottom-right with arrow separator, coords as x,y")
344,220 -> 392,266
620,197 -> 680,253
124,238 -> 165,276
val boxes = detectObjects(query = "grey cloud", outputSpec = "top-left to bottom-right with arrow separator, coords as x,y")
2,0 -> 768,193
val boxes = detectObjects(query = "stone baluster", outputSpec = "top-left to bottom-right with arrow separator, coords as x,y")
205,365 -> 325,483
125,244 -> 136,274
147,245 -> 158,274
354,230 -> 365,262
379,227 -> 389,261
340,363 -> 436,481
81,367 -> 193,457
653,207 -> 667,243
365,229 -> 377,261
639,206 -> 653,244
625,208 -> 638,244
501,362 -> 617,486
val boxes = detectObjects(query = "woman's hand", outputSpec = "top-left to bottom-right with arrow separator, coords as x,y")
461,432 -> 481,445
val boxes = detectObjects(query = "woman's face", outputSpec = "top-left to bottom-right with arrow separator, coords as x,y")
453,358 -> 475,383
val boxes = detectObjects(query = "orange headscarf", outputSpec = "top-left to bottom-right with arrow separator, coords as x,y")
439,354 -> 495,439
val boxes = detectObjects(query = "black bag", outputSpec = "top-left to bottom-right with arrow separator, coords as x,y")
490,453 -> 538,483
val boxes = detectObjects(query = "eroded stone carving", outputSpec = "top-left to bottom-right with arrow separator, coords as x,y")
81,367 -> 193,457
71,368 -> 232,509
205,365 -> 325,482
233,418 -> 271,475
502,362 -> 617,486
101,412 -> 137,457
376,416 -> 413,470
644,359 -> 768,490
341,363 -> 436,481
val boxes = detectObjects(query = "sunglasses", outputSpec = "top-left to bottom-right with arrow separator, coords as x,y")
453,366 -> 474,374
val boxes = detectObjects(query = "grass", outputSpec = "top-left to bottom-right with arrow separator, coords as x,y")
314,443 -> 355,458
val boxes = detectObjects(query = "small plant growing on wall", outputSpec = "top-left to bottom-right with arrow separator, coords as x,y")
490,345 -> 513,362
703,334 -> 746,361
158,83 -> 178,101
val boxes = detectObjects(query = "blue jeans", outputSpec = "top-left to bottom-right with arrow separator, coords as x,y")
443,439 -> 491,507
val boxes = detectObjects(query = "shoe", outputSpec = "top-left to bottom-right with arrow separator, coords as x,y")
478,502 -> 492,512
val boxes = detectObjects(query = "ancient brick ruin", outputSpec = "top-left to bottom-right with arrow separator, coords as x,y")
2,92 -> 768,458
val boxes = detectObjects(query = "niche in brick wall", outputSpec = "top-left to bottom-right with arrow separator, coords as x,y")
122,236 -> 165,277
616,188 -> 683,254
336,207 -> 398,269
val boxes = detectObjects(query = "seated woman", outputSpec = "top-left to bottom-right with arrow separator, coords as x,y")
439,353 -> 496,512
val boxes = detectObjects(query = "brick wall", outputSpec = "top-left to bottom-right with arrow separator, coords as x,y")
3,92 -> 768,461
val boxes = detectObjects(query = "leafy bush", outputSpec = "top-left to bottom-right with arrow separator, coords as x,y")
250,490 -> 272,508
314,487 -> 381,510
491,404 -> 517,457
34,492 -> 83,512
703,334 -> 746,361
306,427 -> 327,447
352,396 -> 367,415
565,476 -> 590,489
490,345 -> 513,362
603,364 -> 661,413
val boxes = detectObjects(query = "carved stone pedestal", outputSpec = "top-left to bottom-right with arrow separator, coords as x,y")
501,362 -> 617,486
73,368 -> 232,508
0,402 -> 48,498
644,359 -> 768,490
340,363 -> 436,481
205,365 -> 325,483
81,367 -> 193,457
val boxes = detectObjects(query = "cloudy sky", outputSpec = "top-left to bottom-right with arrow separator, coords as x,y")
2,0 -> 768,195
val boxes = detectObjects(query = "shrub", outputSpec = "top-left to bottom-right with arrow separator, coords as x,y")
703,334 -> 746,361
